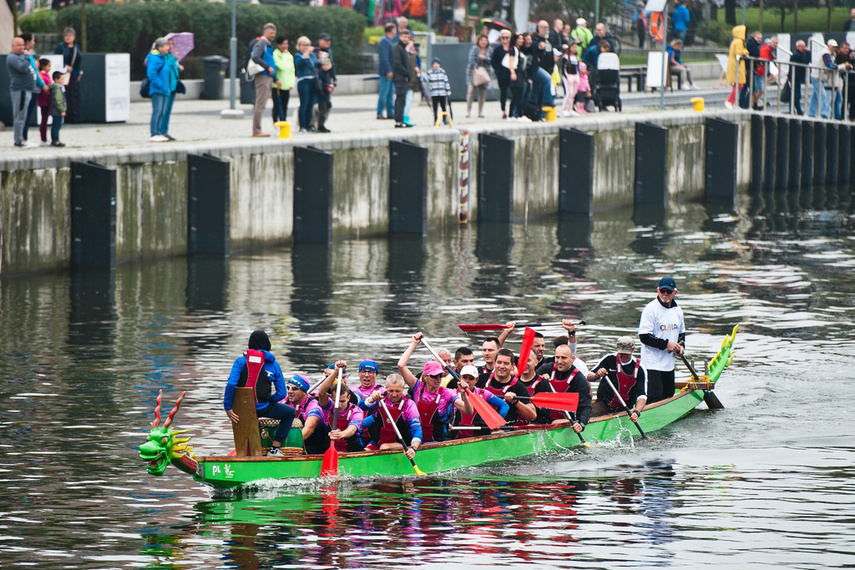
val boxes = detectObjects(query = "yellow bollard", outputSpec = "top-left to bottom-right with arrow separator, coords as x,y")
274,121 -> 291,139
543,106 -> 556,122
690,97 -> 704,112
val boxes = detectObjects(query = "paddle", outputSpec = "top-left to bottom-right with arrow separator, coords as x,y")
680,352 -> 725,409
517,327 -> 536,373
679,353 -> 701,381
601,375 -> 648,440
320,367 -> 342,477
379,398 -> 427,476
517,392 -> 579,412
458,320 -> 586,333
419,337 -> 506,430
543,373 -> 588,446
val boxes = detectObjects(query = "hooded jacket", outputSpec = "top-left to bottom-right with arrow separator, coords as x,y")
726,25 -> 748,85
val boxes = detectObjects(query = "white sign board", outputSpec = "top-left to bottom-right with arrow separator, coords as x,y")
645,0 -> 667,13
104,53 -> 130,123
646,50 -> 668,89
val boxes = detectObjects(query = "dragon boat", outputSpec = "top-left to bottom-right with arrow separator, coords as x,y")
139,326 -> 738,489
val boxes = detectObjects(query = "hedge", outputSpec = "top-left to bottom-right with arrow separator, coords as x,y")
28,3 -> 365,79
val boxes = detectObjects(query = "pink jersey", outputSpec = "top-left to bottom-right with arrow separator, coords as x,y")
412,380 -> 459,420
323,402 -> 364,431
352,383 -> 381,403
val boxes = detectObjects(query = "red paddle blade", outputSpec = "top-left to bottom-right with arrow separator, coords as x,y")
517,327 -> 536,371
468,391 -> 506,430
458,323 -> 506,332
531,392 -> 579,412
320,442 -> 338,476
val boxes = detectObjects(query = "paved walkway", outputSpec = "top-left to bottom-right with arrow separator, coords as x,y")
0,78 -> 730,157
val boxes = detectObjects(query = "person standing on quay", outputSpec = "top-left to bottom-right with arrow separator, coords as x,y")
250,23 -> 277,137
391,29 -> 412,128
376,23 -> 396,120
146,38 -> 173,143
272,36 -> 295,125
54,28 -> 83,123
295,36 -> 320,133
637,276 -> 685,404
7,36 -> 35,148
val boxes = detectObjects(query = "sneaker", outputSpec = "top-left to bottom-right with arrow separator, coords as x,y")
164,134 -> 175,141
317,127 -> 331,133
149,135 -> 168,142
395,122 -> 405,128
299,128 -> 308,133
690,84 -> 700,90
267,447 -> 282,456
680,84 -> 693,91
50,141 -> 65,147
40,141 -> 50,146
724,101 -> 734,110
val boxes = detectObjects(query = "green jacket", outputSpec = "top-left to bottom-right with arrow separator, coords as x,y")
571,26 -> 594,50
273,49 -> 296,90
49,82 -> 66,114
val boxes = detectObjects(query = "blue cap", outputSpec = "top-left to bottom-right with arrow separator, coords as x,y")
326,363 -> 336,370
658,276 -> 677,291
287,375 -> 310,392
358,359 -> 379,373
431,57 -> 441,65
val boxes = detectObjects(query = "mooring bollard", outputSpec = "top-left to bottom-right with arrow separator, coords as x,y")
275,121 -> 291,139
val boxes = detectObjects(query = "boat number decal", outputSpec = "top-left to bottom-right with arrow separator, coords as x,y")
211,464 -> 236,479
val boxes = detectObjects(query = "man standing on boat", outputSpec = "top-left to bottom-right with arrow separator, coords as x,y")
638,276 -> 685,404
534,344 -> 592,430
223,330 -> 296,457
361,373 -> 422,458
398,333 -> 473,442
484,348 -> 538,425
589,336 -> 647,420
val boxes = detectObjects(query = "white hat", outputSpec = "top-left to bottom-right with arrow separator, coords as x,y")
828,39 -> 838,47
576,18 -> 586,25
460,365 -> 479,378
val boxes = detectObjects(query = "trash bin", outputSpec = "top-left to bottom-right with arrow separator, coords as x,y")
201,56 -> 228,100
240,72 -> 256,105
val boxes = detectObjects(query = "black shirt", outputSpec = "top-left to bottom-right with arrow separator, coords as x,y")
483,377 -> 531,424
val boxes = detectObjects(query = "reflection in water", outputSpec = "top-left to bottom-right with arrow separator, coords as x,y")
385,236 -> 426,330
69,268 -> 115,354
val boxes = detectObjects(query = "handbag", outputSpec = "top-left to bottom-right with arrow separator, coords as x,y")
139,77 -> 151,98
176,80 -> 186,95
245,59 -> 264,80
585,99 -> 596,113
780,81 -> 791,103
314,77 -> 324,94
472,65 -> 490,86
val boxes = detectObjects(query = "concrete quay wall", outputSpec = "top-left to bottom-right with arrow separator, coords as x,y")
0,110 -> 751,277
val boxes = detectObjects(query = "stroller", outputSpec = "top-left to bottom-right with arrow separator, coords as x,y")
596,52 -> 622,112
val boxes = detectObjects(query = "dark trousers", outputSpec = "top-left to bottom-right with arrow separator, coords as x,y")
431,96 -> 448,123
509,83 -> 525,117
646,369 -> 676,404
317,100 -> 331,130
394,80 -> 408,122
272,88 -> 290,123
50,111 -> 63,142
497,75 -> 510,113
257,401 -> 296,444
38,105 -> 50,142
66,75 -> 81,123
297,79 -> 316,130
794,77 -> 805,115
22,93 -> 38,141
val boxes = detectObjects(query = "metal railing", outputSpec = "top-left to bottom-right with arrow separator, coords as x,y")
740,53 -> 853,122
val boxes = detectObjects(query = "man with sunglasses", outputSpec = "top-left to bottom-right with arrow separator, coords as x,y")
638,276 -> 686,404
286,374 -> 331,455
398,333 -> 473,443
352,359 -> 382,403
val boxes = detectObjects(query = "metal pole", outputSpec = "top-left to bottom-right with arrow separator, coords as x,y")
595,0 -> 600,30
230,0 -> 237,110
741,0 -> 745,26
659,0 -> 668,110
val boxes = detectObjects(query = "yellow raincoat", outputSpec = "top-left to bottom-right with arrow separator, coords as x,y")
726,25 -> 748,85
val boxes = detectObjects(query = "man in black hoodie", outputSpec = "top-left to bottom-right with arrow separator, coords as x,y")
391,29 -> 413,128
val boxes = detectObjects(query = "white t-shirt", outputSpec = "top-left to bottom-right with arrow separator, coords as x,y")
573,356 -> 590,377
638,298 -> 685,371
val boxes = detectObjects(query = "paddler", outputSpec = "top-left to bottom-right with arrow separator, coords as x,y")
482,348 -> 538,424
589,336 -> 647,421
360,373 -> 422,458
285,374 -> 331,455
398,333 -> 474,443
451,364 -> 509,438
534,343 -> 592,431
223,330 -> 296,457
477,322 -> 515,385
351,359 -> 382,403
317,365 -> 365,452
637,276 -> 685,403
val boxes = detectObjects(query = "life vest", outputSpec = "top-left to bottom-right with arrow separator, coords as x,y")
547,365 -> 577,422
237,349 -> 270,403
293,395 -> 330,454
374,399 -> 411,446
649,12 -> 664,43
415,382 -> 446,443
453,386 -> 489,439
607,358 -> 639,410
333,405 -> 363,452
485,376 -> 517,398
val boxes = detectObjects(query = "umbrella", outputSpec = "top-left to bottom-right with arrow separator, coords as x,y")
479,17 -> 511,31
164,32 -> 194,63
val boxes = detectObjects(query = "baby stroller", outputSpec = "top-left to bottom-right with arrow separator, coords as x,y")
596,52 -> 622,112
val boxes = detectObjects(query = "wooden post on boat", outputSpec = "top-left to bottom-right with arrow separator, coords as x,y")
232,387 -> 262,456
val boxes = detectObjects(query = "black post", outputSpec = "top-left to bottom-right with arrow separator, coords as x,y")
559,128 -> 594,218
763,115 -> 777,192
71,161 -> 116,269
704,118 -> 739,205
813,121 -> 827,187
801,120 -> 814,188
478,132 -> 515,222
750,114 -> 764,193
788,118 -> 802,191
294,146 -> 334,243
634,122 -> 669,208
826,122 -> 839,186
188,154 -> 230,255
389,140 -> 428,236
839,124 -> 851,185
775,117 -> 789,191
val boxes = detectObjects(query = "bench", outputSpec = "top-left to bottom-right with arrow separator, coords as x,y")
621,65 -> 646,92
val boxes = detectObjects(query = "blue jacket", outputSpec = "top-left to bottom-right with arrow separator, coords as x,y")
223,350 -> 288,411
295,51 -> 319,79
146,51 -> 170,96
377,34 -> 394,76
165,53 -> 180,92
28,54 -> 45,92
673,5 -> 690,32
250,37 -> 276,78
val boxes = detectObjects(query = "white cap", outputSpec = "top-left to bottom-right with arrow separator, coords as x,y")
460,365 -> 479,378
576,18 -> 586,25
828,39 -> 838,47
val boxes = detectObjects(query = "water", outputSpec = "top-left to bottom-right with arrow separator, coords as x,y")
1,186 -> 854,569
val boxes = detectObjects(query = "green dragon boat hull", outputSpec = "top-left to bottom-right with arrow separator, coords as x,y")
142,326 -> 738,489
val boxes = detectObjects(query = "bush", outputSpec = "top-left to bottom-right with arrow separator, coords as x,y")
49,3 -> 365,79
18,10 -> 58,34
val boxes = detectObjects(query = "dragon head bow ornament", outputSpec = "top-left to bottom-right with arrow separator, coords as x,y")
139,391 -> 197,476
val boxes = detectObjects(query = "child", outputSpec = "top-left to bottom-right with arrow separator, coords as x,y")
575,62 -> 593,114
561,43 -> 580,116
48,70 -> 68,147
424,57 -> 451,125
316,59 -> 334,133
37,58 -> 53,145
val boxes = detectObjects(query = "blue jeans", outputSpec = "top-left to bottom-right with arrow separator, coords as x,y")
533,67 -> 555,108
10,89 -> 31,144
160,91 -> 176,136
257,401 -> 296,444
297,79 -> 316,130
807,77 -> 830,118
377,75 -> 394,117
150,93 -> 168,136
674,29 -> 687,43
834,89 -> 842,119
22,92 -> 38,141
50,111 -> 63,142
